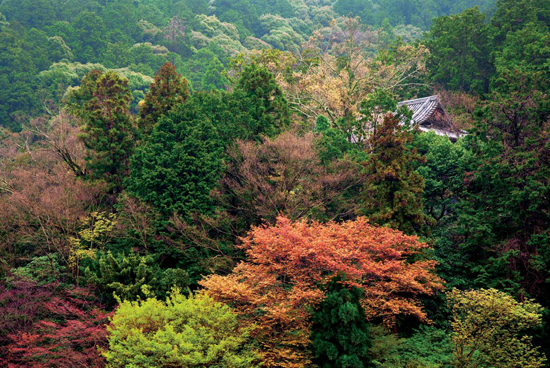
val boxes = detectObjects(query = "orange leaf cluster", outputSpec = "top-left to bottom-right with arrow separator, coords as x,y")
200,216 -> 443,367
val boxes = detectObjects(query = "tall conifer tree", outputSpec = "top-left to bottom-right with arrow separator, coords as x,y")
79,71 -> 135,192
139,62 -> 189,135
362,113 -> 432,235
311,275 -> 373,368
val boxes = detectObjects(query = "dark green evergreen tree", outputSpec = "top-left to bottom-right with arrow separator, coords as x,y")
333,0 -> 372,23
232,63 -> 290,139
139,62 -> 190,135
127,100 -> 224,217
491,21 -> 550,95
425,7 -> 493,94
183,49 -> 219,90
360,94 -> 432,236
201,57 -> 229,91
311,275 -> 372,368
413,132 -> 473,288
315,115 -> 360,165
65,69 -> 104,116
78,71 -> 135,192
72,11 -> 107,62
456,74 -> 550,294
490,0 -> 547,44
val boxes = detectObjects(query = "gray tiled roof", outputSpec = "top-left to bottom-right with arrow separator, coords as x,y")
398,95 -> 464,141
350,95 -> 464,143
397,95 -> 440,124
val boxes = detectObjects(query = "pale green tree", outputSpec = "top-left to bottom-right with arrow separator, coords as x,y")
448,288 -> 546,368
103,290 -> 261,368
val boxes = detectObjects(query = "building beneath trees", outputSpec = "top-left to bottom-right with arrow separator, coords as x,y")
398,95 -> 464,142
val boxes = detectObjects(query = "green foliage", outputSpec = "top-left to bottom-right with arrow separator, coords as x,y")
72,11 -> 107,63
56,63 -> 152,113
413,133 -> 474,288
128,65 -> 289,218
0,0 -> 502,132
455,74 -> 550,298
333,0 -> 495,29
82,251 -> 190,305
4,1 -> 550,366
67,211 -> 119,278
490,0 -> 548,44
413,133 -> 471,226
310,275 -> 372,368
333,0 -> 373,23
65,69 -> 104,115
369,325 -> 453,368
127,101 -> 224,217
233,63 -> 290,139
360,89 -> 402,122
9,254 -> 66,285
425,7 -> 493,94
103,290 -> 261,367
201,57 -> 230,91
421,8 -> 550,363
0,0 -> 56,28
448,288 -> 546,368
361,113 -> 433,236
183,49 -> 222,90
139,62 -> 190,135
426,0 -> 549,95
212,0 -> 295,35
70,212 -> 118,250
77,71 -> 136,191
492,21 -> 550,94
0,24 -> 52,130
315,115 -> 361,164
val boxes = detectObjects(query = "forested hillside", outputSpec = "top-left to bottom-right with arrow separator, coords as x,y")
1,0 -> 549,367
0,0 -> 496,131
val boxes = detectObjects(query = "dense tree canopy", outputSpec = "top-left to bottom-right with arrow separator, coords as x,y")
78,71 -> 135,191
362,112 -> 433,236
425,7 -> 493,94
448,288 -> 546,368
201,217 -> 443,367
2,0 -> 550,367
127,101 -> 223,217
311,275 -> 373,368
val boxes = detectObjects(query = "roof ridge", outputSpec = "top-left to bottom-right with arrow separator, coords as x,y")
397,95 -> 438,106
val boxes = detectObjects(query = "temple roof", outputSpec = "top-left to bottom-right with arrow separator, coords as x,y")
350,95 -> 464,143
397,95 -> 440,125
398,95 -> 463,141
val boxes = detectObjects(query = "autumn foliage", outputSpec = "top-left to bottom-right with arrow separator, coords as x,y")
0,277 -> 109,367
201,216 -> 443,367
275,18 -> 428,124
0,125 -> 105,265
217,131 -> 361,228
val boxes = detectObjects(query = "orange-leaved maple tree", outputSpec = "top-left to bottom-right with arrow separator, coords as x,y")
200,216 -> 443,368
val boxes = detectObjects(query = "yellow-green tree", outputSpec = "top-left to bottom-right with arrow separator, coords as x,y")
103,290 -> 261,368
448,288 -> 546,368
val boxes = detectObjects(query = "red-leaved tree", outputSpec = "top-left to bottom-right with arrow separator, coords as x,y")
200,216 -> 443,367
0,277 -> 109,367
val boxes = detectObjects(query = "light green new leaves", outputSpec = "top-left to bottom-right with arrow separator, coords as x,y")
448,288 -> 546,368
104,291 -> 261,368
